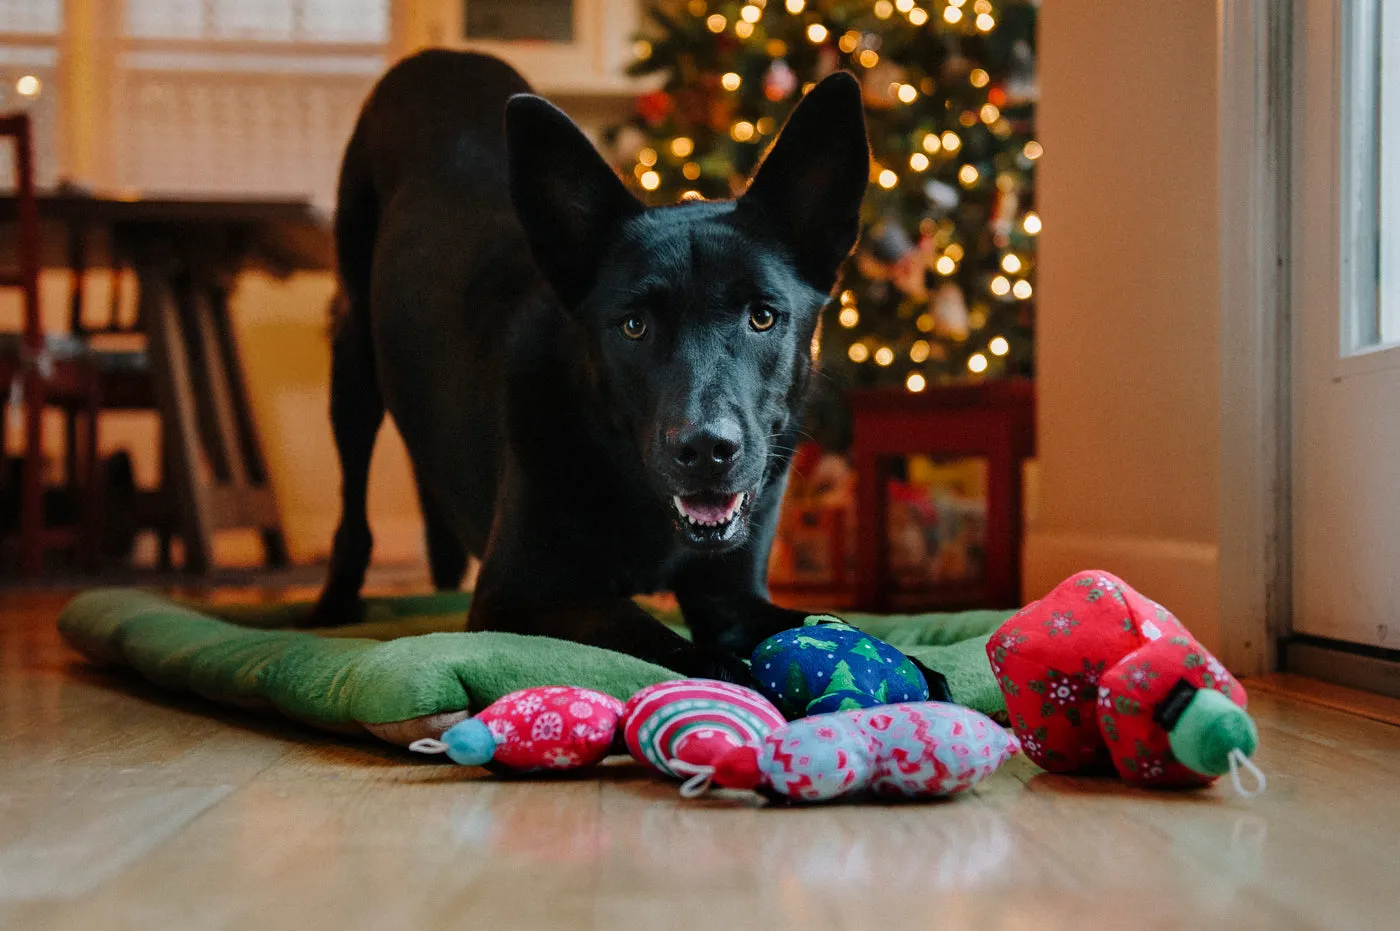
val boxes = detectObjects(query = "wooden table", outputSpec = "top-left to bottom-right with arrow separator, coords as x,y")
849,379 -> 1036,611
0,192 -> 334,573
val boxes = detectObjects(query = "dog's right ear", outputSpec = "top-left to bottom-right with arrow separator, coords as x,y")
738,72 -> 869,292
506,94 -> 643,308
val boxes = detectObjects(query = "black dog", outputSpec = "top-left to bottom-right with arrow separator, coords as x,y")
313,50 -> 869,681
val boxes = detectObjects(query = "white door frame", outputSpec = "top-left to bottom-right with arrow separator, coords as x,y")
1216,0 -> 1293,677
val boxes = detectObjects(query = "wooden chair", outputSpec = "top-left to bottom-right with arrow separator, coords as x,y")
62,219 -> 179,570
0,113 -> 104,576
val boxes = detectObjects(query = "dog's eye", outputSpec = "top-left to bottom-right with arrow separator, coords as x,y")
749,306 -> 777,332
620,315 -> 648,340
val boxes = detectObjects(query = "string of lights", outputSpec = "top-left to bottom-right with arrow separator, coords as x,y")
611,0 -> 1037,436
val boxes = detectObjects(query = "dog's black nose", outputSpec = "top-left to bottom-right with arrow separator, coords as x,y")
668,420 -> 741,476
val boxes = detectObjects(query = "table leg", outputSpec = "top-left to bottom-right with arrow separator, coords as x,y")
206,284 -> 288,569
135,258 -> 288,574
79,371 -> 103,573
18,371 -> 45,577
138,263 -> 214,573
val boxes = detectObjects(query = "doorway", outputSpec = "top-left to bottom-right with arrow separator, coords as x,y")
1288,0 -> 1400,695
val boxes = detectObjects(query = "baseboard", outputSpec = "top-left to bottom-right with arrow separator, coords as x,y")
281,514 -> 426,567
1282,636 -> 1400,702
1023,531 -> 1221,655
1250,673 -> 1400,727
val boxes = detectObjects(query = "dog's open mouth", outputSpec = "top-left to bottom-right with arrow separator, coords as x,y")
671,491 -> 750,546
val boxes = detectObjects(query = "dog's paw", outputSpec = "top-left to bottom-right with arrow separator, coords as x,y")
679,645 -> 757,687
301,594 -> 366,628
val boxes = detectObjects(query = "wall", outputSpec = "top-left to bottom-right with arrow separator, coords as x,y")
1026,2 -> 1224,650
229,272 -> 425,566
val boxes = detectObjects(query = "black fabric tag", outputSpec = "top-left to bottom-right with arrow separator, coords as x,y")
1153,677 -> 1199,731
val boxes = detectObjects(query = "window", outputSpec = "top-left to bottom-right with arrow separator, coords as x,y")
0,0 -> 62,188
125,0 -> 387,43
1341,0 -> 1400,354
0,1 -> 390,206
115,1 -> 389,206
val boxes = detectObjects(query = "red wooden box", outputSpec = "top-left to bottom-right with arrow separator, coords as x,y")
848,379 -> 1035,611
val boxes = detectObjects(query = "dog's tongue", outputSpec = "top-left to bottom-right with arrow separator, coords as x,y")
678,492 -> 741,523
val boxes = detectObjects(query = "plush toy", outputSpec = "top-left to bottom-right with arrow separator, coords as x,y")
409,686 -> 624,771
988,571 -> 1264,792
679,701 -> 1020,803
752,615 -> 929,717
622,679 -> 787,779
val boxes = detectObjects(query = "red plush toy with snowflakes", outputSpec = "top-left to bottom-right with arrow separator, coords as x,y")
987,571 -> 1264,792
409,686 -> 624,772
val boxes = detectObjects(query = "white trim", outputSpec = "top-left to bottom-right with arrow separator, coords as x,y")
1215,0 -> 1291,677
1024,532 -> 1223,658
121,50 -> 385,74
1334,338 -> 1400,379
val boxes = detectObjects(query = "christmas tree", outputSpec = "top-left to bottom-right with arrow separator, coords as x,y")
610,0 -> 1038,445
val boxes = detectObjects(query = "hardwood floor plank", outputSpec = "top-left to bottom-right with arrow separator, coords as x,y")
4,590 -> 1400,930
0,786 -> 232,902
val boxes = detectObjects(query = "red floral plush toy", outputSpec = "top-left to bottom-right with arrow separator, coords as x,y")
988,571 -> 1264,791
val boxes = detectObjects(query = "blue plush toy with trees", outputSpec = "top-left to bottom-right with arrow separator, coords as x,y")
752,616 -> 929,718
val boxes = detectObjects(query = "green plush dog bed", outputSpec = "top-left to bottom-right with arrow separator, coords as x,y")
58,589 -> 1012,751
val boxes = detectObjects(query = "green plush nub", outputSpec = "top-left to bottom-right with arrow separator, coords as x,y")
1168,689 -> 1259,776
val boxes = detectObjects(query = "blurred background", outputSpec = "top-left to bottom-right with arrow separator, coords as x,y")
14,2 -> 1367,684
0,0 -> 1044,614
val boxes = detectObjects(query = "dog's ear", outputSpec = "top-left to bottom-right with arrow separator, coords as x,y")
506,94 -> 643,307
739,71 -> 870,291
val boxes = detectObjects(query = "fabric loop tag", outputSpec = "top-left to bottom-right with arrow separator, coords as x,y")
1227,748 -> 1267,797
409,738 -> 449,755
668,759 -> 716,798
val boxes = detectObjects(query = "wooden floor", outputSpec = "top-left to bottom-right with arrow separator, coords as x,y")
4,589 -> 1400,931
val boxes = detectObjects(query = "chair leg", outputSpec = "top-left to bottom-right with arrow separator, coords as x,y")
80,385 -> 103,573
158,437 -> 175,572
18,373 -> 45,577
64,408 -> 78,507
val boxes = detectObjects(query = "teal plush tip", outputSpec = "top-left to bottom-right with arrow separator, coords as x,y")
438,718 -> 498,766
1169,688 -> 1259,776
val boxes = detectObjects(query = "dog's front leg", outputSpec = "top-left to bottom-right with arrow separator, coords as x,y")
671,480 -> 810,654
469,592 -> 754,684
671,554 -> 810,657
673,559 -> 955,701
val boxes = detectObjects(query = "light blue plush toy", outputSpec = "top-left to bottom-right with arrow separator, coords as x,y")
409,718 -> 499,766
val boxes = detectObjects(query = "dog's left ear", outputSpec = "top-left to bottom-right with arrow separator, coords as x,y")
506,94 -> 643,308
739,71 -> 870,291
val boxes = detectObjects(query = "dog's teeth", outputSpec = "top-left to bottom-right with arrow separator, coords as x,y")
673,491 -> 750,534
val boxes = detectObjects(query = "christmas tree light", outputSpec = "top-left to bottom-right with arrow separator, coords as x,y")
611,0 -> 1037,443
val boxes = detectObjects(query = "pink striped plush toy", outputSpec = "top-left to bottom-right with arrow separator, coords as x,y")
622,679 -> 787,779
